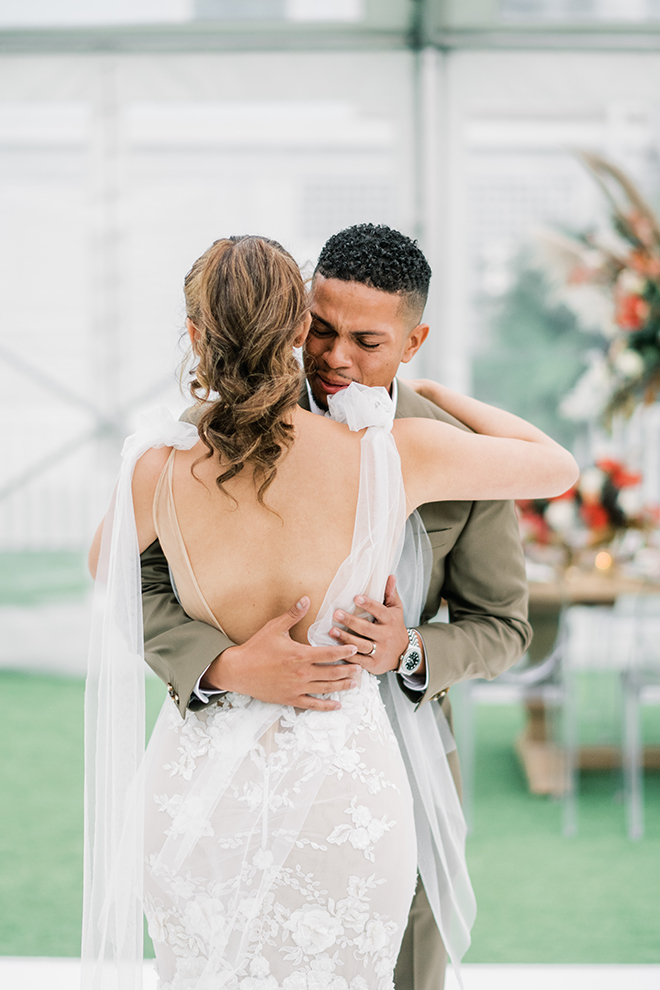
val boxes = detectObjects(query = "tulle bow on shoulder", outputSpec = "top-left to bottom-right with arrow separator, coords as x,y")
121,407 -> 199,462
327,381 -> 395,432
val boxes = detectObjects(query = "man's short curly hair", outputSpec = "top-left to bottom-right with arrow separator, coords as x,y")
314,223 -> 432,320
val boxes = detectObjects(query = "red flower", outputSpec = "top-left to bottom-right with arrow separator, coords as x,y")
615,294 -> 649,331
580,502 -> 610,530
596,459 -> 642,489
628,249 -> 660,279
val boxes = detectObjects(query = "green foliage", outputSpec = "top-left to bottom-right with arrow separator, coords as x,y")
472,266 -> 602,450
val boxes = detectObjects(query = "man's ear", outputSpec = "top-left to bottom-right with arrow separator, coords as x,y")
400,323 -> 430,364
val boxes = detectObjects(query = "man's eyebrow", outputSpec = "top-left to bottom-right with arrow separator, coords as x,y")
310,312 -> 333,329
310,313 -> 387,337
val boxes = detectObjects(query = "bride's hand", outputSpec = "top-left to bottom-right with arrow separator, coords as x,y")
329,576 -> 421,677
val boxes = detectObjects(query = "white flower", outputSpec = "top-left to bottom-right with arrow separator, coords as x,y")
179,724 -> 212,760
174,955 -> 207,980
333,747 -> 361,773
238,896 -> 258,921
579,467 -> 606,498
285,905 -> 343,954
253,848 -> 274,871
309,955 -> 336,974
168,796 -> 215,839
250,957 -> 272,979
346,876 -> 371,899
349,979 -> 369,990
224,692 -> 252,708
335,895 -> 369,932
169,875 -> 196,900
355,918 -> 391,954
560,351 -> 612,422
545,500 -> 577,534
167,921 -> 202,955
618,486 -> 644,516
618,269 -> 646,295
144,897 -> 170,943
295,710 -> 350,757
348,827 -> 371,851
183,895 -> 226,942
614,348 -> 645,379
367,818 -> 388,842
283,971 -> 308,990
352,805 -> 371,828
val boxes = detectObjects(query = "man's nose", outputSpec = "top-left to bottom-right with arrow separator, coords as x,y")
324,338 -> 352,368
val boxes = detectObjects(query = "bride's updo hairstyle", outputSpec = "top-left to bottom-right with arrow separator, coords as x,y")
184,235 -> 308,504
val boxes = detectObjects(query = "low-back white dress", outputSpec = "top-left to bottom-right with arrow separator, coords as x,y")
81,383 -> 474,990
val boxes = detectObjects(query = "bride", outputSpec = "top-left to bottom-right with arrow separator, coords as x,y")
85,235 -> 577,990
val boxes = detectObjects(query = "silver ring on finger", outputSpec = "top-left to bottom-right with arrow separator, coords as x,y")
367,641 -> 377,658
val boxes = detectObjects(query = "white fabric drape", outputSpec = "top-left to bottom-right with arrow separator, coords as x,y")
82,384 -> 474,990
82,409 -> 199,990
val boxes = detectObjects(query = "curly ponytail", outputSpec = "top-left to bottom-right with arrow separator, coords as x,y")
184,235 -> 308,504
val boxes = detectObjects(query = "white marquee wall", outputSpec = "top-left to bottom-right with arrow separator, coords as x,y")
2,46 -> 660,548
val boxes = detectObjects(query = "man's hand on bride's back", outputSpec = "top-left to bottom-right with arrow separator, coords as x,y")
199,597 -> 361,711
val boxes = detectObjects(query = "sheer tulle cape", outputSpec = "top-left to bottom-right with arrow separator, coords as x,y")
81,385 -> 475,990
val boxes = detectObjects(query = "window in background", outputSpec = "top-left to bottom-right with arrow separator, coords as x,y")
192,0 -> 365,22
0,52 -> 411,551
0,0 -> 191,28
501,0 -> 660,20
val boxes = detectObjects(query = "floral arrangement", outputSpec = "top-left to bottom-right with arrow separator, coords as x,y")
516,457 -> 651,552
537,152 -> 660,424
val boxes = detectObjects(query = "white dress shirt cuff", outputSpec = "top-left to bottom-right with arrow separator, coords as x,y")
191,666 -> 227,705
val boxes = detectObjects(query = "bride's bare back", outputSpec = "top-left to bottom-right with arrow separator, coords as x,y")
134,407 -> 363,646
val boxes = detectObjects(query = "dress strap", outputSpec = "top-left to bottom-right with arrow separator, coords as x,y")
152,449 -> 224,632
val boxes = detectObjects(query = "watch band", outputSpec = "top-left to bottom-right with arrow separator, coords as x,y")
397,628 -> 423,677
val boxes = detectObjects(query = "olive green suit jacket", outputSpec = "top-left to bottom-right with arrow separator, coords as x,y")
140,380 -> 532,717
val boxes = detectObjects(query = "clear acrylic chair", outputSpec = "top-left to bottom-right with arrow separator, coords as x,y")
560,604 -> 636,836
452,646 -> 563,833
614,594 -> 660,840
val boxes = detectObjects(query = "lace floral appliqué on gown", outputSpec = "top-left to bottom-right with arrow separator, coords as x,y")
143,384 -> 418,990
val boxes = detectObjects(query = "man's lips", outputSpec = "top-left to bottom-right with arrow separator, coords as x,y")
314,373 -> 352,396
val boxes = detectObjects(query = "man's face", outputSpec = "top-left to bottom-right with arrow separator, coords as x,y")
304,276 -> 429,409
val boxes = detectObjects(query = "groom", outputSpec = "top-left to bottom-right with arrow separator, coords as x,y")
140,223 -> 531,990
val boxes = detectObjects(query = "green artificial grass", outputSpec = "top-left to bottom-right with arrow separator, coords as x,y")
0,671 -> 165,957
0,552 -> 90,606
464,704 -> 660,964
0,671 -> 658,961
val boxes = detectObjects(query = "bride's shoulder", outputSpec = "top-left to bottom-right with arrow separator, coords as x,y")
132,446 -> 176,503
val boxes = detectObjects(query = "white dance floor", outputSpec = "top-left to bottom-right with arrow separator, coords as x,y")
1,959 -> 659,989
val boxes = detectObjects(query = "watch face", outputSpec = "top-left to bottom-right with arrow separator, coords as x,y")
404,650 -> 421,672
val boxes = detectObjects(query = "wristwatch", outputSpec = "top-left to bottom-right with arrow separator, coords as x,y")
397,628 -> 423,677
